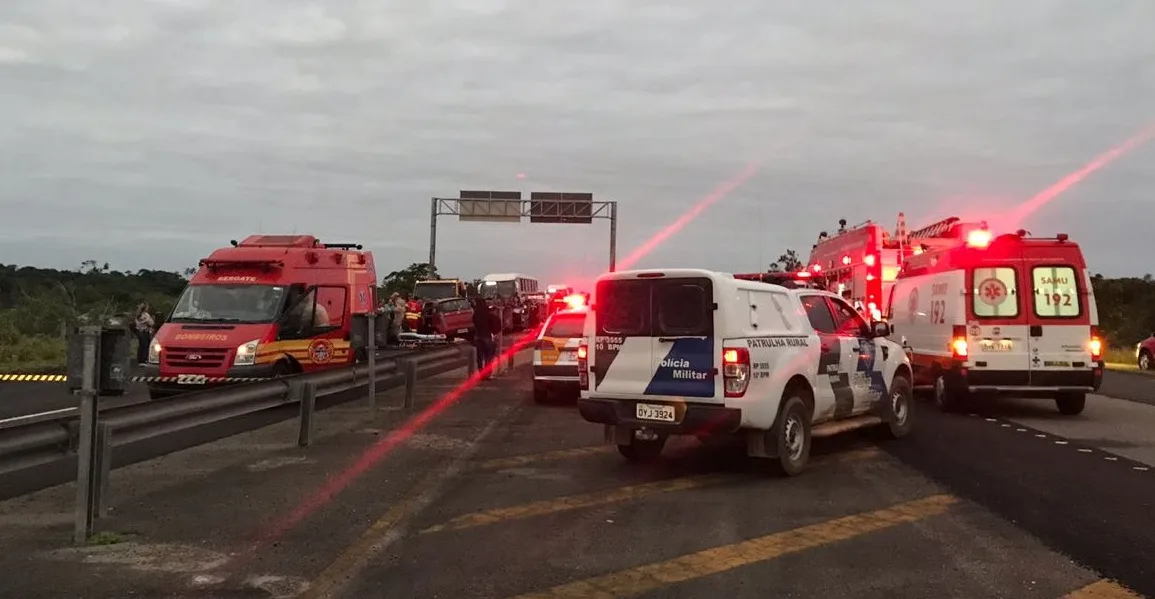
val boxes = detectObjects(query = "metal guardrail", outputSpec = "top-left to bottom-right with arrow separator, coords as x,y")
0,344 -> 485,510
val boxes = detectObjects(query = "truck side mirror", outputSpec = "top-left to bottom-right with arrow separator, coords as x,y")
871,321 -> 891,338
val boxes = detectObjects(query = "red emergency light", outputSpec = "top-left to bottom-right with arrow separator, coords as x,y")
966,229 -> 992,248
563,294 -> 586,309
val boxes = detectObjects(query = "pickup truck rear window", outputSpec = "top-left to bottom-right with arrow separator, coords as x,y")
596,277 -> 713,337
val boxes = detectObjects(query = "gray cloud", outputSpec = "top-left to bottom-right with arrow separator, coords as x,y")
0,0 -> 1152,280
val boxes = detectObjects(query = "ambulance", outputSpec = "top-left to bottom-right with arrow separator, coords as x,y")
576,268 -> 912,476
142,235 -> 377,399
885,227 -> 1103,415
531,295 -> 590,403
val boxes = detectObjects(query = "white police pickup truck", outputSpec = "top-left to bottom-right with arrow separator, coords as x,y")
576,268 -> 913,476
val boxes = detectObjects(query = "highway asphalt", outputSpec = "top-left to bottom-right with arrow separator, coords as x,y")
1,358 -> 1152,598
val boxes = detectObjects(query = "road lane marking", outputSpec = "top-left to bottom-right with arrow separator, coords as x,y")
1060,579 -> 1144,598
478,445 -> 612,470
424,447 -> 883,534
298,403 -> 519,599
421,474 -> 732,534
503,493 -> 959,599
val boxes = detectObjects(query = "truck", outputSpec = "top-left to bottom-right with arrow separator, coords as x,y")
405,279 -> 469,331
805,213 -> 986,320
576,268 -> 912,475
141,235 -> 377,400
478,273 -> 545,331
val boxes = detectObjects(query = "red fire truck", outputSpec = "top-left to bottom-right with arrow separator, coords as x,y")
805,213 -> 987,320
143,235 -> 377,399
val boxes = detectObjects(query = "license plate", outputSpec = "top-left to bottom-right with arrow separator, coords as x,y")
457,328 -> 468,333
636,403 -> 675,422
176,374 -> 207,385
981,340 -> 1013,352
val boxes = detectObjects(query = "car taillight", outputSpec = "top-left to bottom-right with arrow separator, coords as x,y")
950,324 -> 968,359
722,347 -> 750,398
1089,326 -> 1103,361
577,343 -> 589,390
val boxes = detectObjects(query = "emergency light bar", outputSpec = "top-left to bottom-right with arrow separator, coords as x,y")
563,294 -> 586,309
199,258 -> 284,270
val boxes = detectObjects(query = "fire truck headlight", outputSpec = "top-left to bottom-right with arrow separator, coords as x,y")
233,339 -> 260,366
148,340 -> 162,364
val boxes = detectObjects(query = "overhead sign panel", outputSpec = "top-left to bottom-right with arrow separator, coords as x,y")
529,192 -> 593,224
458,190 -> 522,222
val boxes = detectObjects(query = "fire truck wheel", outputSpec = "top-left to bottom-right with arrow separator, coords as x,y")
932,373 -> 967,413
1055,393 -> 1086,416
272,360 -> 295,377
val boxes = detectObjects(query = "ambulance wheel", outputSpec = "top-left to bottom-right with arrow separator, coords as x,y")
878,375 -> 913,439
617,434 -> 666,463
532,385 -> 549,404
1139,350 -> 1152,371
933,374 -> 967,413
769,396 -> 811,477
1055,393 -> 1086,416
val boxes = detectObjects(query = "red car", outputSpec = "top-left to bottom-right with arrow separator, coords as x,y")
1137,334 -> 1155,370
414,297 -> 475,340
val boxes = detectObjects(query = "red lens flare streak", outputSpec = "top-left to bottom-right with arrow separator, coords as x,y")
242,163 -> 759,557
1005,122 -> 1155,228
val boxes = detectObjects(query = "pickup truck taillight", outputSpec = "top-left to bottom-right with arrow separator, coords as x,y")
722,347 -> 750,398
577,343 -> 588,390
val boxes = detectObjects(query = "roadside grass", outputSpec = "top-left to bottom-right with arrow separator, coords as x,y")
1105,346 -> 1152,376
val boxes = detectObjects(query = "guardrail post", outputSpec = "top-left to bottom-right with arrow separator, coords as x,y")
93,422 -> 112,519
74,325 -> 101,544
367,315 -> 377,412
403,359 -> 417,409
298,382 -> 316,447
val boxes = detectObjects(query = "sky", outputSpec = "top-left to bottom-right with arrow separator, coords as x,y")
0,0 -> 1152,281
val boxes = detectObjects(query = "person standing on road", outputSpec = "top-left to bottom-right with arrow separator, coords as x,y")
134,302 -> 155,364
387,292 -> 404,344
471,297 -> 499,378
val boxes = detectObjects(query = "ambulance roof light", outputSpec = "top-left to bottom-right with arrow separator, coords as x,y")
966,229 -> 993,248
1056,233 -> 1069,242
795,270 -> 811,278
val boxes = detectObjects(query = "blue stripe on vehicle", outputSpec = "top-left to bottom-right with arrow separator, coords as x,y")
643,337 -> 715,398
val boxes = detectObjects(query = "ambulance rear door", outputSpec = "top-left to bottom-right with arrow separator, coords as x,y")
1023,250 -> 1094,386
967,261 -> 1031,382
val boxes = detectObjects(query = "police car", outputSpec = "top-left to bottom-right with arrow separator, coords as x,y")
576,268 -> 913,476
532,296 -> 589,403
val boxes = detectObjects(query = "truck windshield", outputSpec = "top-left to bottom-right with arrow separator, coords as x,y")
481,281 -> 516,299
413,282 -> 459,301
169,284 -> 287,324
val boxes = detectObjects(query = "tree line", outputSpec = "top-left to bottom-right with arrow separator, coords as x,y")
1,258 -> 1152,371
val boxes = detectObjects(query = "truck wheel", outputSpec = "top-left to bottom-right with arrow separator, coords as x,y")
769,396 -> 811,476
879,375 -> 913,439
1140,350 -> 1152,371
1055,393 -> 1086,415
617,434 -> 666,463
933,373 -> 967,413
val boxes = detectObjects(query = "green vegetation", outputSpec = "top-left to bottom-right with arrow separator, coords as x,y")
1,260 -> 1152,373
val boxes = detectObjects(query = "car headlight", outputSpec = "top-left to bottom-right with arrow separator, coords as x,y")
148,340 -> 162,364
233,339 -> 260,366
